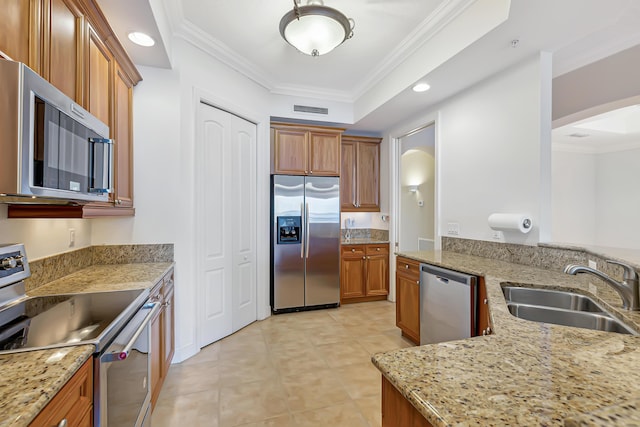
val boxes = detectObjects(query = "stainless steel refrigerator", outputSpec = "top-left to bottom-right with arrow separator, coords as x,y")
271,175 -> 340,313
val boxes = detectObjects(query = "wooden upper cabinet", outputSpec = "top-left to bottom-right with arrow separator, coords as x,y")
44,0 -> 85,101
272,127 -> 308,175
112,63 -> 134,208
341,135 -> 381,212
0,0 -> 38,65
86,24 -> 112,126
308,131 -> 341,175
271,123 -> 343,176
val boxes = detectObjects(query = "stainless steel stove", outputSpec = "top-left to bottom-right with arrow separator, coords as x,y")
0,244 -> 158,427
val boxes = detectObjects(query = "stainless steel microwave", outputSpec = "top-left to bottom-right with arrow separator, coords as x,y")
0,61 -> 113,203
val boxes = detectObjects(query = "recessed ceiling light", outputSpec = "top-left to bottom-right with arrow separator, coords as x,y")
128,32 -> 155,47
412,83 -> 431,93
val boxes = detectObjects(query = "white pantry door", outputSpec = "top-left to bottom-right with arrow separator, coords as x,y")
196,101 -> 257,348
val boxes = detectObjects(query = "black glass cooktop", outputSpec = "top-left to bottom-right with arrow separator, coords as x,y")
0,289 -> 148,354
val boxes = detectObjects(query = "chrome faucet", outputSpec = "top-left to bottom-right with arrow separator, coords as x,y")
564,260 -> 640,311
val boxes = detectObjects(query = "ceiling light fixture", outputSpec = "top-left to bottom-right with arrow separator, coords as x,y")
412,83 -> 431,93
128,32 -> 155,47
279,0 -> 354,57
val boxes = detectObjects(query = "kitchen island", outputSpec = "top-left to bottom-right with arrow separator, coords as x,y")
0,262 -> 173,427
373,250 -> 640,426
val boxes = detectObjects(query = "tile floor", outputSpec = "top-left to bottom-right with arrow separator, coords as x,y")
151,300 -> 414,427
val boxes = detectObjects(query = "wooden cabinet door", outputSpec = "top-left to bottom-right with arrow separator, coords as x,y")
45,0 -> 84,102
340,141 -> 357,210
113,63 -> 134,207
382,376 -> 433,427
396,273 -> 420,344
86,24 -> 112,127
341,246 -> 366,299
273,128 -> 308,174
366,244 -> 389,296
150,303 -> 162,409
163,279 -> 175,376
356,141 -> 380,211
308,131 -> 340,176
477,276 -> 491,336
0,0 -> 38,66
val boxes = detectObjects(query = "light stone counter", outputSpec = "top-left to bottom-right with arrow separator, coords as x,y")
0,262 -> 174,427
373,251 -> 640,426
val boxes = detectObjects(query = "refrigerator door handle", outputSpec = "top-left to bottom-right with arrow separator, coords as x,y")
300,202 -> 305,259
305,202 -> 310,258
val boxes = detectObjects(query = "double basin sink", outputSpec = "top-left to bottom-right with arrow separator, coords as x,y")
502,285 -> 638,335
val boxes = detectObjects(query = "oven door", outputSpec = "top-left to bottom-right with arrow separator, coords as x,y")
96,302 -> 160,427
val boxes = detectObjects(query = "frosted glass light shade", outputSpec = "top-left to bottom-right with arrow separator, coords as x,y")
280,5 -> 353,56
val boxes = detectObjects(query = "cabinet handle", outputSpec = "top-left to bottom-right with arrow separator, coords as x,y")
58,419 -> 68,427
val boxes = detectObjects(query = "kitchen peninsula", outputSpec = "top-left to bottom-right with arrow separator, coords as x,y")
375,245 -> 640,426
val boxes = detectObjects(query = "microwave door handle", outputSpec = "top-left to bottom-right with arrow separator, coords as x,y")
102,302 -> 160,363
88,137 -> 114,194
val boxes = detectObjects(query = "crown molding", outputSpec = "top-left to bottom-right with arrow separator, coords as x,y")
351,0 -> 477,99
174,20 -> 276,90
270,84 -> 354,103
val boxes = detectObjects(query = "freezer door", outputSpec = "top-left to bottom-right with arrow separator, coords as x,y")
272,175 -> 305,310
304,176 -> 340,306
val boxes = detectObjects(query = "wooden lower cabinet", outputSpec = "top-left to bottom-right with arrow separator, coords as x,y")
151,268 -> 175,409
395,256 -> 421,344
341,243 -> 389,303
29,358 -> 93,427
382,376 -> 433,427
477,276 -> 491,336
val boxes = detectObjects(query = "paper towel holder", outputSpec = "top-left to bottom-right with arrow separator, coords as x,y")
488,213 -> 533,234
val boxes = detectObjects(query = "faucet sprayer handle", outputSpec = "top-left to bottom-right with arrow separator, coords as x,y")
606,260 -> 639,281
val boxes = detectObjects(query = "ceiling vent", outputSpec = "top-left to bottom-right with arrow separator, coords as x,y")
568,132 -> 590,138
293,105 -> 329,115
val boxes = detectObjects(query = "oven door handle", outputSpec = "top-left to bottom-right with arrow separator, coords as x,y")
102,302 -> 160,363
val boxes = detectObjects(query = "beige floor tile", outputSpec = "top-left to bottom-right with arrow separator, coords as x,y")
335,362 -> 382,399
219,380 -> 289,426
280,367 -> 350,413
315,339 -> 372,368
218,353 -> 277,385
153,301 -> 408,426
152,389 -> 219,427
269,346 -> 329,377
291,401 -> 370,427
159,362 -> 220,398
354,395 -> 382,427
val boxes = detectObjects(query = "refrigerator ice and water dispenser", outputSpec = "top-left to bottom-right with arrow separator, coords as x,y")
277,216 -> 301,244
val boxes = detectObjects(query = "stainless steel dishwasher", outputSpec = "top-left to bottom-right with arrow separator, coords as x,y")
420,264 -> 477,344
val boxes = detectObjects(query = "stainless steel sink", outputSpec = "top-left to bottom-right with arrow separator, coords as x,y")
502,286 -> 638,335
502,286 -> 605,313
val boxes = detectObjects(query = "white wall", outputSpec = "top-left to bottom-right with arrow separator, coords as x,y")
551,149 -> 597,245
400,150 -> 434,251
91,37 -> 273,363
0,206 -> 92,260
388,54 -> 553,247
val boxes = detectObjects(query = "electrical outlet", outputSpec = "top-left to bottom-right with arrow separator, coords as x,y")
69,228 -> 75,247
447,222 -> 460,236
588,259 -> 597,269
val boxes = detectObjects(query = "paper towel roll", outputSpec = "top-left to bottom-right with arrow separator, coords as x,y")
488,213 -> 532,234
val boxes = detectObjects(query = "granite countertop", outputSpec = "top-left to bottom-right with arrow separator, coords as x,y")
373,251 -> 640,427
0,262 -> 174,427
341,238 -> 390,245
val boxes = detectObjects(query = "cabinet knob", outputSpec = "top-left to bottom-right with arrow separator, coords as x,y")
309,170 -> 313,174
485,327 -> 491,335
351,248 -> 355,252
362,256 -> 366,260
483,298 -> 488,305
416,280 -> 419,284
58,419 -> 68,427
405,264 -> 409,269
376,247 -> 380,251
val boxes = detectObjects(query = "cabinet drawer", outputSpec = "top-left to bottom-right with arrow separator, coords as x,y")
366,244 -> 389,255
396,257 -> 420,279
341,245 -> 366,258
29,358 -> 93,427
